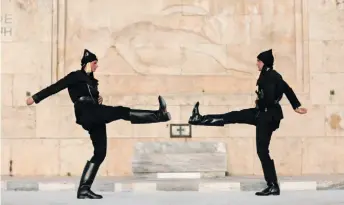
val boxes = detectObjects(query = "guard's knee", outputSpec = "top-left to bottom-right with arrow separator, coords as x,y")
119,106 -> 130,121
223,111 -> 238,124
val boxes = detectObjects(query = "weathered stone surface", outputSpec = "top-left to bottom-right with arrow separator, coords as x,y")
186,137 -> 255,175
203,94 -> 253,106
133,153 -> 227,173
317,181 -> 344,190
335,137 -> 344,173
275,105 -> 326,137
157,182 -> 199,191
1,139 -> 11,176
161,94 -> 203,106
134,141 -> 226,155
106,138 -> 138,176
181,44 -> 230,75
1,74 -> 13,106
13,74 -> 41,107
59,139 -> 108,176
96,75 -> 254,95
106,138 -> 187,176
1,106 -> 36,138
325,106 -> 344,137
272,137 -> 303,175
310,73 -> 344,105
132,142 -> 227,173
62,0 -> 301,90
181,0 -> 295,16
227,137 -> 255,175
105,94 -> 253,107
308,0 -> 340,11
309,41 -> 344,73
35,105 -> 86,138
253,137 -> 303,176
6,181 -> 38,191
302,137 -> 337,174
2,0 -> 344,177
106,121 -> 134,138
309,10 -> 344,40
10,139 -> 59,176
1,42 -> 52,74
181,0 -> 245,16
1,0 -> 53,42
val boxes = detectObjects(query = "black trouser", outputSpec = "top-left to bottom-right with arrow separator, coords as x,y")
210,108 -> 279,183
88,124 -> 107,164
80,105 -> 130,164
76,101 -> 170,198
81,104 -> 167,165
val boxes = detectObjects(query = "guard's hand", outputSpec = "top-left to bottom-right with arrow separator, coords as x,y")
295,107 -> 307,114
98,96 -> 103,104
26,97 -> 35,106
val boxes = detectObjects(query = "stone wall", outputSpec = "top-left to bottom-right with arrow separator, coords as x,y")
1,0 -> 344,177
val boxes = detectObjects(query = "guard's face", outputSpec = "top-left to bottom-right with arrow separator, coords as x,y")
256,59 -> 264,71
90,60 -> 98,72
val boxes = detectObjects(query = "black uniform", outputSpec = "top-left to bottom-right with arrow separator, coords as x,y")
32,49 -> 171,199
188,49 -> 301,196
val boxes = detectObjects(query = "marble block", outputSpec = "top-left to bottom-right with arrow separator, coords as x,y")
132,142 -> 227,175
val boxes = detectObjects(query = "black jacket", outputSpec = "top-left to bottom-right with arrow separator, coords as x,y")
255,68 -> 301,121
32,69 -> 101,126
32,69 -> 99,104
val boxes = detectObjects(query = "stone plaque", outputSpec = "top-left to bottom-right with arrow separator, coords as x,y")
132,142 -> 227,175
170,124 -> 192,138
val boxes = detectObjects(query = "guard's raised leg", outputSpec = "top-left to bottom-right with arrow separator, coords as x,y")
188,102 -> 224,126
188,102 -> 257,126
129,95 -> 171,124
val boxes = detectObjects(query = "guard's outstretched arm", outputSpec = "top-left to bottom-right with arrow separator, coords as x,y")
281,79 -> 301,110
32,72 -> 75,104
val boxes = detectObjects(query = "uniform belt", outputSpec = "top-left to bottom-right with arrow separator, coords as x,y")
75,96 -> 96,104
258,104 -> 280,112
256,101 -> 280,112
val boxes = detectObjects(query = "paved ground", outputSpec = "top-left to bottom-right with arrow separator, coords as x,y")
2,175 -> 344,192
2,190 -> 344,205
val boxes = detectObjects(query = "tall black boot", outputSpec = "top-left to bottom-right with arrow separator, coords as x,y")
129,95 -> 171,124
77,161 -> 103,199
188,102 -> 224,126
255,160 -> 280,196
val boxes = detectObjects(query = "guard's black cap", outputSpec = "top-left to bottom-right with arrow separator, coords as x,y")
81,49 -> 98,66
257,49 -> 274,67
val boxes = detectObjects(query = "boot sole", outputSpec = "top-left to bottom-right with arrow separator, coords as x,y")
77,196 -> 103,199
255,192 -> 280,196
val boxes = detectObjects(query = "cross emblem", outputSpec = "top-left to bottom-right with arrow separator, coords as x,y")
170,124 -> 192,138
177,126 -> 185,135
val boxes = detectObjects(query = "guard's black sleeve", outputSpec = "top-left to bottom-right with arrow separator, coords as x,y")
281,79 -> 301,110
32,72 -> 75,104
